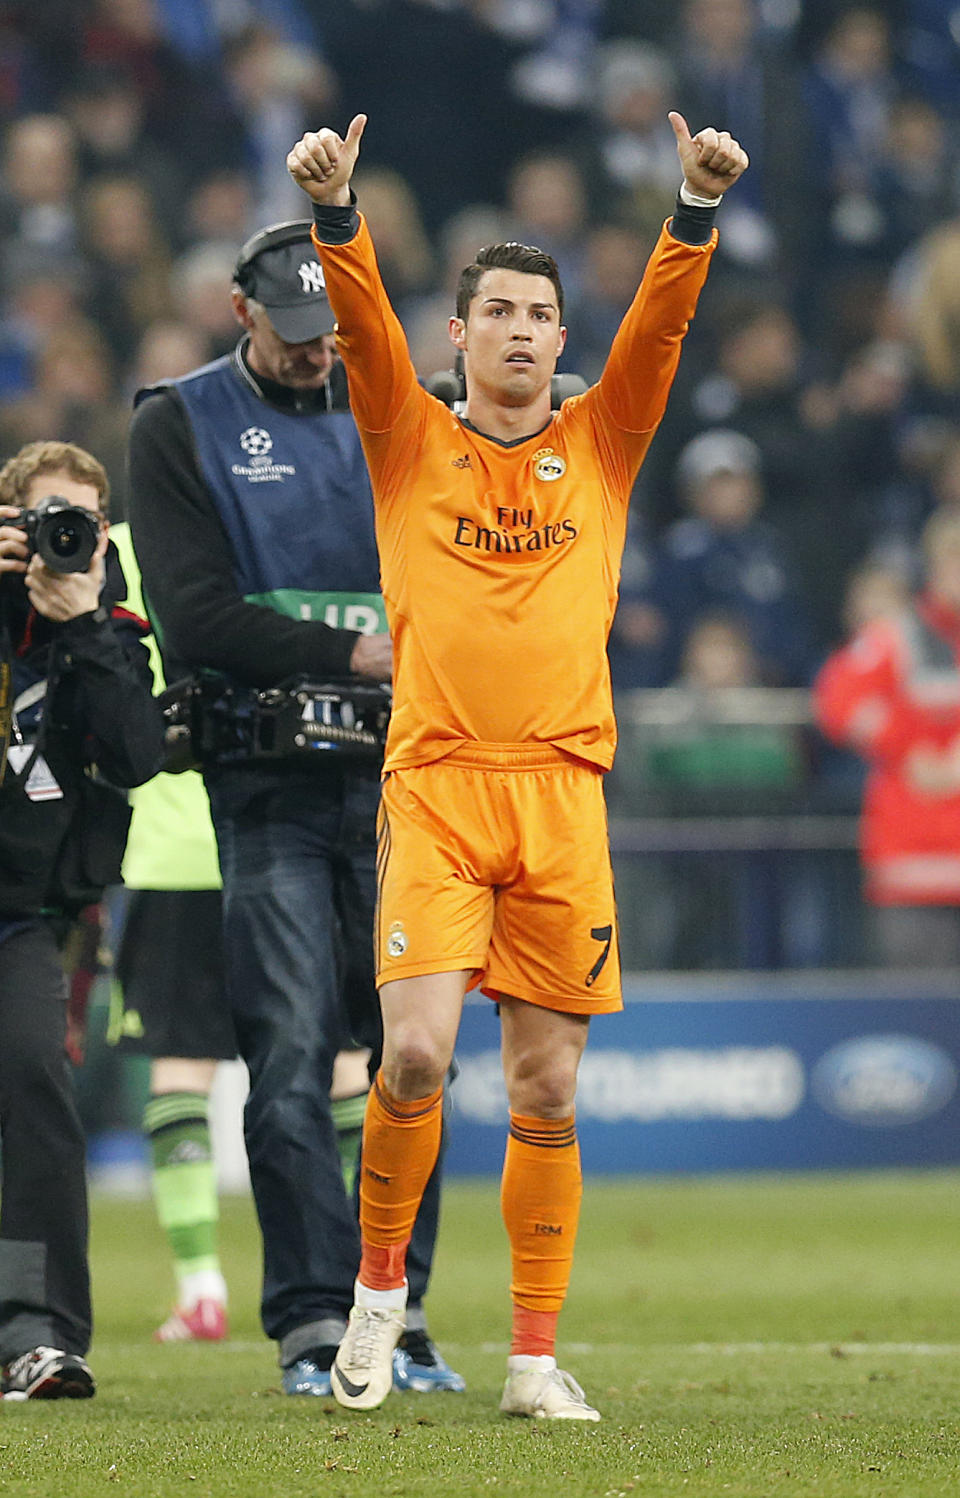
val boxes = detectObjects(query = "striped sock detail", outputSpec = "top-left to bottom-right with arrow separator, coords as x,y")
145,1091 -> 221,1288
509,1118 -> 578,1149
373,1074 -> 442,1121
502,1111 -> 582,1332
144,1091 -> 209,1138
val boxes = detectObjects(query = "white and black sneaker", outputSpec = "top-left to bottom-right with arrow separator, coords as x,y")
331,1285 -> 405,1412
1,1346 -> 96,1401
500,1355 -> 600,1421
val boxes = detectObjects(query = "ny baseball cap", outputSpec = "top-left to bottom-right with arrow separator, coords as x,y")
234,221 -> 335,344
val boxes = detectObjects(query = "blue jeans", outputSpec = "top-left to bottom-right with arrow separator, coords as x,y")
206,763 -> 439,1360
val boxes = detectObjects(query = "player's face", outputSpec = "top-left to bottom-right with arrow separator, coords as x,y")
451,268 -> 566,408
245,305 -> 337,389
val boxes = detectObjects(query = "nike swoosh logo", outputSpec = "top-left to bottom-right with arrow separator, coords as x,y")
332,1363 -> 369,1400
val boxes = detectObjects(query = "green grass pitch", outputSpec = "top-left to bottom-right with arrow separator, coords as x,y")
2,1171 -> 960,1496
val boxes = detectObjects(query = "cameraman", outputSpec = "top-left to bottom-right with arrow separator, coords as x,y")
0,440 -> 164,1400
127,221 -> 460,1396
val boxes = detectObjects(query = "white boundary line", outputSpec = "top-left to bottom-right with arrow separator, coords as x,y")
208,1339 -> 960,1357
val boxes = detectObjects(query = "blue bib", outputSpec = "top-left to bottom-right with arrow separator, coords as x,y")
160,356 -> 384,632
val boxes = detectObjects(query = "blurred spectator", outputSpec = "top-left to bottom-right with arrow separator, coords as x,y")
674,0 -> 815,277
351,167 -> 435,310
814,509 -> 960,964
649,428 -> 815,687
841,560 -> 912,638
804,7 -> 897,243
873,96 -> 956,262
563,222 -> 649,383
323,0 -> 518,232
580,40 -> 678,236
486,0 -> 603,117
436,204 -> 513,294
64,63 -> 183,239
128,319 -> 211,395
815,508 -> 960,966
804,337 -> 916,591
899,0 -> 960,115
0,244 -> 86,400
167,243 -> 239,359
0,316 -> 129,512
658,292 -> 828,506
223,21 -> 337,228
0,114 -> 79,255
182,169 -> 254,254
608,513 -> 668,690
927,430 -> 960,514
79,174 -> 172,367
899,216 -> 960,402
506,151 -> 588,305
80,0 -> 244,182
641,614 -> 806,794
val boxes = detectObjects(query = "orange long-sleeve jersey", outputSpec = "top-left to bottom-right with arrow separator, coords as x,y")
312,214 -> 716,772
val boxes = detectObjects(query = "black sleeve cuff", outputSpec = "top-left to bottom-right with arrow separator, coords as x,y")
57,606 -> 109,639
668,193 -> 718,246
312,191 -> 361,245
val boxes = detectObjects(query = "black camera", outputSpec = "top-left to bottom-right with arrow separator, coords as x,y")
9,495 -> 101,574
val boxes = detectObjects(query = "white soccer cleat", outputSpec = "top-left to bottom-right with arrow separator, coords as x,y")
500,1355 -> 601,1421
331,1304 -> 405,1411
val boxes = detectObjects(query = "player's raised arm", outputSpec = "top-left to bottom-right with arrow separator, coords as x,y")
286,116 -> 421,444
286,115 -> 367,207
595,114 -> 748,442
667,111 -> 749,200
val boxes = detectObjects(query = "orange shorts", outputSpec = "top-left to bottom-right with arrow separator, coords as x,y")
375,745 -> 622,1015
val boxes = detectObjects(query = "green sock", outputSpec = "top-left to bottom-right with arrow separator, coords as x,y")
331,1088 -> 368,1195
145,1092 -> 223,1299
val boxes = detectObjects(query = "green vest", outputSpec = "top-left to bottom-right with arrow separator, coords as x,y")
112,524 -> 221,890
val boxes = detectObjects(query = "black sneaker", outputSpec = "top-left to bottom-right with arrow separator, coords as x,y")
1,1346 -> 96,1400
392,1330 -> 466,1392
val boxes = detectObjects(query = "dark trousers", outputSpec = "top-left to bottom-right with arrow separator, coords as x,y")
0,921 -> 90,1362
207,763 -> 440,1365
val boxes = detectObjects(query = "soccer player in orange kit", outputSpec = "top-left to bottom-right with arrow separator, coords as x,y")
287,109 -> 748,1420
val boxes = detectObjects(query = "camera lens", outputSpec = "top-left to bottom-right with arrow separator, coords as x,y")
48,522 -> 82,558
34,503 -> 100,573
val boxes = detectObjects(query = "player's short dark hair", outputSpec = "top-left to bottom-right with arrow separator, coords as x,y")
456,242 -> 564,323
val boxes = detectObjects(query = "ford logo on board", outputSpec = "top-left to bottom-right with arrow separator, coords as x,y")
811,1034 -> 957,1127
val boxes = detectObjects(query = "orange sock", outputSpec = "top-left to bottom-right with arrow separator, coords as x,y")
358,1071 -> 443,1291
501,1112 -> 582,1358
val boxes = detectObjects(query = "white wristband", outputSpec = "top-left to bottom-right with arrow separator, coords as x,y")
679,182 -> 722,209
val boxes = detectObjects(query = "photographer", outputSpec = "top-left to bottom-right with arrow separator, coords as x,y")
0,440 -> 164,1400
127,221 -> 460,1396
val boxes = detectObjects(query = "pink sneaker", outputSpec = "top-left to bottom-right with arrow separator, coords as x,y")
153,1298 -> 228,1343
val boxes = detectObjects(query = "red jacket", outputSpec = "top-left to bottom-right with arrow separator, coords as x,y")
814,595 -> 960,905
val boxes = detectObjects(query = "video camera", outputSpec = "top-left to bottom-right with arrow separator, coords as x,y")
160,674 -> 392,773
8,496 -> 101,574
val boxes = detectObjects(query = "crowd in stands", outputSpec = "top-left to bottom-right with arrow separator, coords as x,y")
2,0 -> 959,700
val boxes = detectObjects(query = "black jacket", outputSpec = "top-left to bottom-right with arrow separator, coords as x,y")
0,543 -> 165,917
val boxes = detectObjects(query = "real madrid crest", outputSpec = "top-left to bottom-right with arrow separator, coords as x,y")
386,921 -> 408,958
533,447 -> 566,482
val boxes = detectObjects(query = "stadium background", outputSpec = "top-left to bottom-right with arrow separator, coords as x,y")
3,0 -> 960,1178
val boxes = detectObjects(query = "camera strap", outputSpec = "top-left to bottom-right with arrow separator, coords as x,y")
0,620 -> 61,792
